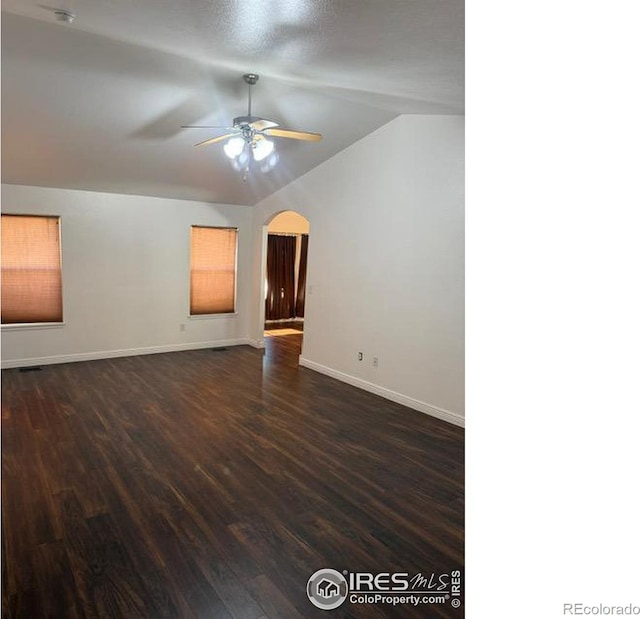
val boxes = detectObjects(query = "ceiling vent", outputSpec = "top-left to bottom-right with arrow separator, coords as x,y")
53,9 -> 75,24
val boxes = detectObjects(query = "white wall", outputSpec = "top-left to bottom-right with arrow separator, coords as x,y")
252,115 -> 464,424
1,184 -> 254,367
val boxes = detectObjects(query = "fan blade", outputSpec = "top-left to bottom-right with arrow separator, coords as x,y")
194,132 -> 238,148
263,128 -> 322,142
249,119 -> 279,131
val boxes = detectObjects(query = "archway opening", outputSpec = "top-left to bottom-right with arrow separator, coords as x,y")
263,211 -> 310,344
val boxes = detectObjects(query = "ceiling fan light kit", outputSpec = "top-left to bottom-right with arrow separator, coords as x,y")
183,73 -> 322,175
223,137 -> 245,159
252,138 -> 274,162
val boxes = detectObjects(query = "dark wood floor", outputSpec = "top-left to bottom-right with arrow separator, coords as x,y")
2,336 -> 464,618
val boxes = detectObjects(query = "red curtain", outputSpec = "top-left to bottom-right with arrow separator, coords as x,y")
265,234 -> 296,320
295,234 -> 309,318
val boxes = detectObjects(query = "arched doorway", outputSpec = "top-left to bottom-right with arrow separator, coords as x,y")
262,211 -> 310,345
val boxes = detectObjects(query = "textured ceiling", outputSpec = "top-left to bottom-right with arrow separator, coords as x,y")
1,0 -> 464,205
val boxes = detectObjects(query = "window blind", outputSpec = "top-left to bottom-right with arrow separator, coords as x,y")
1,214 -> 63,324
190,226 -> 237,315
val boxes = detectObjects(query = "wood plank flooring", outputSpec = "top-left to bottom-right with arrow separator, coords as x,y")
2,336 -> 464,618
264,321 -> 304,333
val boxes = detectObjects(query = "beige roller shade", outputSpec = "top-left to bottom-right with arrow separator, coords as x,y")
190,226 -> 237,315
1,214 -> 63,324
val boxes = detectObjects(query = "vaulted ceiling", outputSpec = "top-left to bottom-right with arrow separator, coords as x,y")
1,0 -> 464,205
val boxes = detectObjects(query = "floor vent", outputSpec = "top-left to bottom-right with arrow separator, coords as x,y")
18,366 -> 43,372
210,347 -> 229,352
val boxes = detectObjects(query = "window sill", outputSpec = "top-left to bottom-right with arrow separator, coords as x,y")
1,322 -> 65,331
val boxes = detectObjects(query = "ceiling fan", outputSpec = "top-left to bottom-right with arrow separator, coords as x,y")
182,73 -> 322,166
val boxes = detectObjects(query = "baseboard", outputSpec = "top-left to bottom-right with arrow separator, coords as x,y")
1,338 -> 253,369
298,357 -> 464,428
247,338 -> 265,349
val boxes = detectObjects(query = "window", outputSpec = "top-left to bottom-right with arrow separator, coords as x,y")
190,226 -> 237,315
1,214 -> 63,325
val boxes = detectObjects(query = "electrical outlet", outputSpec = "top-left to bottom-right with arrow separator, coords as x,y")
358,352 -> 363,361
180,323 -> 186,332
373,356 -> 379,367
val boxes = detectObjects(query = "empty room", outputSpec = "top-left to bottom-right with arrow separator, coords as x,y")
1,1 -> 464,617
